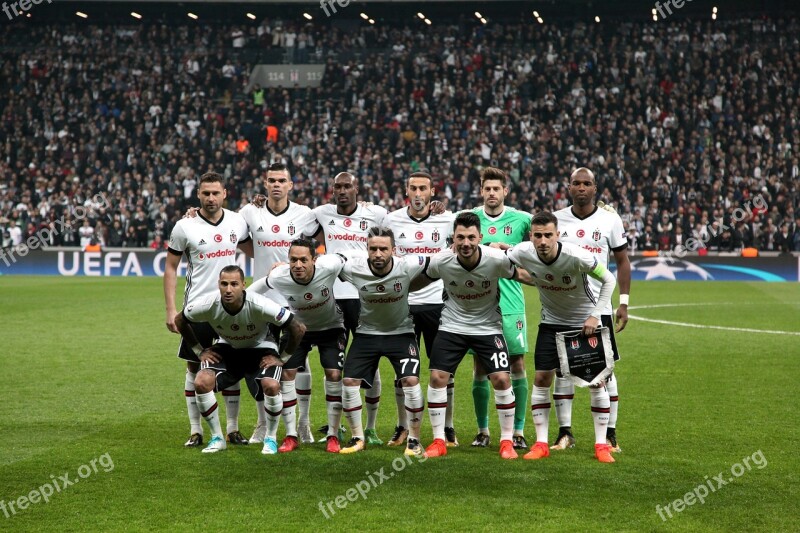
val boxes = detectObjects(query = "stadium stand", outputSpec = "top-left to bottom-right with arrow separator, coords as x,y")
1,7 -> 798,253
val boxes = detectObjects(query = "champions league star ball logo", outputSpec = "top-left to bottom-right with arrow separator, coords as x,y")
630,258 -> 714,281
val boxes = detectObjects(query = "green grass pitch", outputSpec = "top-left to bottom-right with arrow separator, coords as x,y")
0,277 -> 798,531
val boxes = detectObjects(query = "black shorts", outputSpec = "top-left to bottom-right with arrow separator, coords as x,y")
200,343 -> 283,395
343,333 -> 420,388
284,328 -> 347,371
337,298 -> 361,339
430,331 -> 511,377
177,321 -> 218,363
601,315 -> 621,361
411,303 -> 443,357
534,316 -> 621,372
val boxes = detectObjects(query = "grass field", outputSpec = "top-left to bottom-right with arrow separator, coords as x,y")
1,277 -> 798,531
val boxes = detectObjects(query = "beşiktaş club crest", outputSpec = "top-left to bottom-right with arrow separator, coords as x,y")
360,219 -> 368,230
432,229 -> 440,242
570,338 -> 580,349
321,287 -> 329,297
394,281 -> 403,292
562,274 -> 572,284
503,225 -> 512,235
247,323 -> 256,331
230,231 -> 238,244
592,229 -> 601,241
288,223 -> 296,236
588,336 -> 598,349
481,279 -> 491,289
494,336 -> 504,349
516,319 -> 524,330
409,344 -> 417,357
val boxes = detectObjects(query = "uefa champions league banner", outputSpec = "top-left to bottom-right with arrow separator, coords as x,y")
0,249 -> 255,277
618,255 -> 800,282
0,249 -> 797,280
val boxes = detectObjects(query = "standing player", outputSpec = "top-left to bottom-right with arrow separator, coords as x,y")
311,172 -> 387,445
336,227 -> 431,457
552,167 -> 630,452
174,266 -> 307,454
424,212 -> 533,460
504,211 -> 617,463
164,172 -> 252,448
471,167 -> 533,450
239,162 -> 319,445
249,238 -> 347,453
385,171 -> 456,447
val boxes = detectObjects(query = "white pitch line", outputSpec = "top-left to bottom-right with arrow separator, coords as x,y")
627,303 -> 800,336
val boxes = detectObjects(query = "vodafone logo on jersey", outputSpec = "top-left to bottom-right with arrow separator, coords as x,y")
576,229 -> 585,238
271,225 -> 280,233
214,234 -> 223,243
488,227 -> 497,235
197,249 -> 236,261
415,231 -> 424,240
399,246 -> 439,254
343,218 -> 352,228
257,239 -> 292,248
327,234 -> 367,242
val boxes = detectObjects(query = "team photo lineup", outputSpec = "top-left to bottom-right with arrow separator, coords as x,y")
166,163 -> 628,463
2,1 -> 798,529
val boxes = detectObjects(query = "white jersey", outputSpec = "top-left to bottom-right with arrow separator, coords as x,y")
338,254 -> 428,335
426,246 -> 516,335
183,291 -> 293,350
167,209 -> 250,306
506,241 -> 601,326
250,254 -> 345,332
386,207 -> 454,305
555,206 -> 626,314
312,203 -> 388,299
240,202 -> 318,306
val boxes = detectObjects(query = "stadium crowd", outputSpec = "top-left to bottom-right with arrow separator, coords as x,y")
1,14 -> 799,253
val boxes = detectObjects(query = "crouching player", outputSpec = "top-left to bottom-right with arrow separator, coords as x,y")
175,266 -> 306,455
504,212 -> 617,463
250,238 -> 348,453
